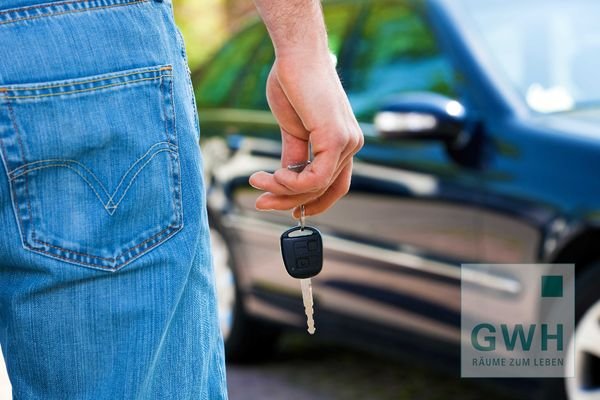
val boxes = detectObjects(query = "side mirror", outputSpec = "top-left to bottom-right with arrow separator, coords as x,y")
374,92 -> 466,142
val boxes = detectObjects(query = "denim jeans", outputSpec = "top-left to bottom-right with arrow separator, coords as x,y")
0,0 -> 227,398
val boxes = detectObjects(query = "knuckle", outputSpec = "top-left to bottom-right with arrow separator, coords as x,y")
351,131 -> 364,151
357,133 -> 365,149
331,132 -> 348,148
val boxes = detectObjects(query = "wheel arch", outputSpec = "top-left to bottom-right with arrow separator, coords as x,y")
549,227 -> 600,276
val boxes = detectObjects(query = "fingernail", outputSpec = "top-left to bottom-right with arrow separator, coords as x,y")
249,179 -> 264,190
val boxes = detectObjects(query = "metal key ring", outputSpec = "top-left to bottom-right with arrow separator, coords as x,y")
287,161 -> 310,231
287,160 -> 311,173
299,205 -> 306,231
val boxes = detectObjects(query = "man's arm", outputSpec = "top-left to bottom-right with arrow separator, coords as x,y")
249,0 -> 364,218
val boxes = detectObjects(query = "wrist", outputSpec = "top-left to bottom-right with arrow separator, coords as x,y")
273,38 -> 331,59
275,48 -> 336,74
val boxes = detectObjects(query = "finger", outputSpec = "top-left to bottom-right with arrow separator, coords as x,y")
273,142 -> 342,193
255,155 -> 352,210
249,171 -> 296,195
255,154 -> 353,210
251,147 -> 354,197
255,191 -> 316,211
292,161 -> 353,218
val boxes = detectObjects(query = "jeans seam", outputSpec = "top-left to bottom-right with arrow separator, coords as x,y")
0,0 -> 139,15
1,66 -> 171,92
160,76 -> 171,147
5,99 -> 37,243
168,67 -> 184,232
174,26 -> 201,142
0,124 -> 30,251
1,75 -> 172,100
30,224 -> 180,268
0,0 -> 150,27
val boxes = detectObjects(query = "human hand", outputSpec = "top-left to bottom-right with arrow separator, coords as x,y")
249,52 -> 364,218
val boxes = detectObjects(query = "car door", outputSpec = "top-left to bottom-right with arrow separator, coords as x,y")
302,0 -> 486,344
201,0 -> 490,345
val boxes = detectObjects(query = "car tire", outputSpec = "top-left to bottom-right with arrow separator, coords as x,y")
209,217 -> 281,363
539,262 -> 600,400
566,262 -> 600,399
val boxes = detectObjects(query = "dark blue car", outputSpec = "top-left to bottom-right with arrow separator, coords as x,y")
192,1 -> 600,399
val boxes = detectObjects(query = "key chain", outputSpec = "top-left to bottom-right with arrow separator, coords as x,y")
279,160 -> 323,334
299,204 -> 305,230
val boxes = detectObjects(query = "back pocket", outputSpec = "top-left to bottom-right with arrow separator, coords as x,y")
0,64 -> 183,271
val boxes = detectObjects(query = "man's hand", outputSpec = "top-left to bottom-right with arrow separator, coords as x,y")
250,0 -> 364,218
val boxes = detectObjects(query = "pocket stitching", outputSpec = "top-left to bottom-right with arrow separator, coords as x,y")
31,224 -> 180,265
0,117 -> 31,254
159,76 -> 172,147
4,99 -> 38,243
166,68 -> 184,244
12,163 -> 110,210
109,147 -> 176,212
7,146 -> 176,214
1,65 -> 183,270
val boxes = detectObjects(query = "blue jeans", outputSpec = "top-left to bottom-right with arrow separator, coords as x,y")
0,0 -> 227,398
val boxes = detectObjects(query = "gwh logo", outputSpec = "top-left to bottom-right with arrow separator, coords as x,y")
471,323 -> 563,351
461,264 -> 574,378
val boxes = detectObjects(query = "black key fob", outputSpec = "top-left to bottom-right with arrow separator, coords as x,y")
280,226 -> 323,279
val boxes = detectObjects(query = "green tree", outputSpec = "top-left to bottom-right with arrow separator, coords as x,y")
173,0 -> 255,70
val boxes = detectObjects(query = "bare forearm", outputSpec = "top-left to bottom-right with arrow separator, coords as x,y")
253,0 -> 329,58
250,0 -> 364,218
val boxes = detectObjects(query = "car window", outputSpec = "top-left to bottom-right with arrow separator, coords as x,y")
195,23 -> 266,108
344,1 -> 456,122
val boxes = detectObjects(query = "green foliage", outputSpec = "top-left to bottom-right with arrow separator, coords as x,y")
172,0 -> 254,70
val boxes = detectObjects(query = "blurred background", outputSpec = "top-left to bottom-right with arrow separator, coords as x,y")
172,0 -> 599,399
171,0 -> 255,70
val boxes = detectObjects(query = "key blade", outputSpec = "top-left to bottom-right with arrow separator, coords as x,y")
300,278 -> 315,334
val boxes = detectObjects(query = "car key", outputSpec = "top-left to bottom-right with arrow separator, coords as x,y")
280,210 -> 322,334
280,161 -> 322,334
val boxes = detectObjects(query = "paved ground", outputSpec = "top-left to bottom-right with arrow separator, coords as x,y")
1,336 -> 523,400
228,334 -> 523,400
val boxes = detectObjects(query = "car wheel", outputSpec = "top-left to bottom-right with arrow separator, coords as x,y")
210,220 -> 281,363
537,263 -> 600,400
565,263 -> 600,399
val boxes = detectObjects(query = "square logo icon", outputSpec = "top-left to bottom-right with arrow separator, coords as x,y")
461,264 -> 574,378
542,275 -> 563,297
